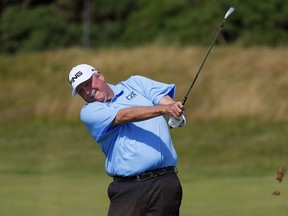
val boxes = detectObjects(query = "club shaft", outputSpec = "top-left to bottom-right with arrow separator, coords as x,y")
182,20 -> 226,105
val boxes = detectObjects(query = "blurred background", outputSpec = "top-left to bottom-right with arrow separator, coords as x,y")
1,0 -> 288,52
1,0 -> 288,215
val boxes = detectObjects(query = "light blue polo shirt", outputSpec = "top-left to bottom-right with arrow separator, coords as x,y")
80,75 -> 178,177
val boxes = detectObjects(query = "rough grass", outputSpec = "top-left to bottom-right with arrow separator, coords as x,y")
1,46 -> 288,122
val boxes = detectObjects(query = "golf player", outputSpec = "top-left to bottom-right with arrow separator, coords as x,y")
68,63 -> 186,216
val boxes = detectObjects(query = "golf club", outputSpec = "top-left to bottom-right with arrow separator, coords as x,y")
182,6 -> 235,105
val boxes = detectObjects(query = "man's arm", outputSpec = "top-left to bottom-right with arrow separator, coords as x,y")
159,95 -> 177,105
112,95 -> 184,126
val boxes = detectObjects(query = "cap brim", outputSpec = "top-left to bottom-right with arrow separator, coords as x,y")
71,73 -> 94,96
72,89 -> 77,96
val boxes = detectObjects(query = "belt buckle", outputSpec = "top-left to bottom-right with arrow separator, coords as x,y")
137,172 -> 154,181
157,168 -> 166,176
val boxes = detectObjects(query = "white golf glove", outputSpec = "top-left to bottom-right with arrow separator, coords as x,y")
168,115 -> 186,128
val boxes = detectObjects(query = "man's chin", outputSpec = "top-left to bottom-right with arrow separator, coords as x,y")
85,98 -> 96,103
85,96 -> 105,103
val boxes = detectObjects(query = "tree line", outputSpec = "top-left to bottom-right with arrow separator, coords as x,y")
1,0 -> 288,53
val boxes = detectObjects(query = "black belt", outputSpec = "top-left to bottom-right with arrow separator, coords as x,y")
113,166 -> 178,182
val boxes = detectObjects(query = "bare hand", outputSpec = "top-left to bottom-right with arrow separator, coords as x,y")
164,102 -> 185,120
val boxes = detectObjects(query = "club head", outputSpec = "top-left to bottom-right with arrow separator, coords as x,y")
224,7 -> 235,20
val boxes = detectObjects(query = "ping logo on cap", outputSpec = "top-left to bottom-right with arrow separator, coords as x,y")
69,71 -> 83,85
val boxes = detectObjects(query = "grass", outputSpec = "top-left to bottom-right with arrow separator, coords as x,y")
1,46 -> 288,215
1,46 -> 288,122
1,173 -> 287,216
0,173 -> 110,216
1,118 -> 287,177
1,118 -> 287,215
182,176 -> 288,216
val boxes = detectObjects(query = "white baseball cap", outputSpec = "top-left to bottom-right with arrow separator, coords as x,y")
68,64 -> 98,96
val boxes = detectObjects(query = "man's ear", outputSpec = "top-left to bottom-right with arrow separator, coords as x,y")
92,72 -> 105,86
97,71 -> 105,82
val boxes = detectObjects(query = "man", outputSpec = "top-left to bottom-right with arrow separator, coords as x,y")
68,63 -> 186,216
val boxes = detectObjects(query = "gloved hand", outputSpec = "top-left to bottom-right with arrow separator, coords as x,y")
168,115 -> 186,128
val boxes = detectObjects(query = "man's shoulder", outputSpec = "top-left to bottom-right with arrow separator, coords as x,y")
80,101 -> 114,123
81,101 -> 106,113
123,75 -> 152,86
125,75 -> 147,81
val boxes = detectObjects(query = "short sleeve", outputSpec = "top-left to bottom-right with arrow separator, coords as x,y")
80,102 -> 119,141
124,75 -> 175,105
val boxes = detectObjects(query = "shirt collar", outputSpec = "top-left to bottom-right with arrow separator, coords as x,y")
108,83 -> 124,102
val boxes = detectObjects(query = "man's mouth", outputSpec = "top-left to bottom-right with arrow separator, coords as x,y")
90,89 -> 96,98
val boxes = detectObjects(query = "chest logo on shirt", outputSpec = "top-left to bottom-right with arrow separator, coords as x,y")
126,91 -> 137,100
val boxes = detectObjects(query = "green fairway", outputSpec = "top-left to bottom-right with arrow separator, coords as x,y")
1,173 -> 287,216
181,176 -> 288,216
1,118 -> 287,216
0,173 -> 110,216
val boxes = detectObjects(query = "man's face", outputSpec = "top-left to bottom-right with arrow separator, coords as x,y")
76,73 -> 113,103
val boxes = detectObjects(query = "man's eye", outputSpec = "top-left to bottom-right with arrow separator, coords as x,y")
85,81 -> 91,86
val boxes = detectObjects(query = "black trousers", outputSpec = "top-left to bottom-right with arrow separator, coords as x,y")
107,172 -> 182,216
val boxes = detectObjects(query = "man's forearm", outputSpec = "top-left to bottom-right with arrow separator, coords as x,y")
112,105 -> 167,125
112,95 -> 184,126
